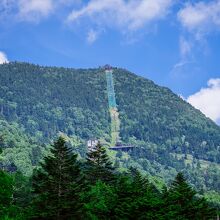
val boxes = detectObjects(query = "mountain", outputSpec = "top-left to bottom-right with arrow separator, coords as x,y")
0,62 -> 219,199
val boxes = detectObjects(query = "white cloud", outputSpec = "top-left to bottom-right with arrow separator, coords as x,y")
67,0 -> 173,31
87,29 -> 99,44
178,1 -> 220,36
171,37 -> 194,76
172,61 -> 193,70
58,0 -> 82,6
18,0 -> 53,22
0,51 -> 9,64
179,36 -> 192,57
187,78 -> 220,123
0,0 -> 15,21
0,0 -> 54,22
0,0 -> 77,23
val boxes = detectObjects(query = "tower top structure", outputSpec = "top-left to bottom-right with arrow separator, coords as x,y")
103,64 -> 113,71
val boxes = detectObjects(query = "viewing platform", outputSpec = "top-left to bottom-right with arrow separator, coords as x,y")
109,145 -> 135,151
109,142 -> 135,151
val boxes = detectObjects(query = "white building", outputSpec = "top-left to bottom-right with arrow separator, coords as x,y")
87,139 -> 98,151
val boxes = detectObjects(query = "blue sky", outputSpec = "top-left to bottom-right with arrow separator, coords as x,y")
0,0 -> 220,123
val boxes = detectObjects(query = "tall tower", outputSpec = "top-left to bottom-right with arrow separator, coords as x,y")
104,65 -> 120,146
105,65 -> 116,108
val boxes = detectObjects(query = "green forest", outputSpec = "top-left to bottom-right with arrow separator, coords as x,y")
0,137 -> 218,219
0,62 -> 220,218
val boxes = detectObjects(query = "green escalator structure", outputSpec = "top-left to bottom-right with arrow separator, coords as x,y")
105,66 -> 120,146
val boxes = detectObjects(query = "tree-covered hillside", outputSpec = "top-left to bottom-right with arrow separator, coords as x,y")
114,69 -> 220,162
0,62 -> 110,141
0,62 -> 219,196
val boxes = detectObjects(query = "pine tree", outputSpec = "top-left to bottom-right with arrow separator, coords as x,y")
114,174 -> 134,219
114,169 -> 163,219
130,168 -> 163,219
31,137 -> 84,220
194,197 -> 217,220
85,141 -> 115,184
0,170 -> 13,217
165,172 -> 216,220
82,180 -> 117,219
130,167 -> 150,195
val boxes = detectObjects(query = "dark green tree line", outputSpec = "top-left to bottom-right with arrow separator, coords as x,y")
0,138 -> 217,219
31,137 -> 84,220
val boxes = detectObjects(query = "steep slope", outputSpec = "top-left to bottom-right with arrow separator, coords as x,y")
0,62 -> 219,193
114,68 -> 220,162
0,62 -> 110,141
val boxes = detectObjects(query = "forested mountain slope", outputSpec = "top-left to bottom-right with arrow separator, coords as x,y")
0,62 -> 219,195
115,70 -> 220,161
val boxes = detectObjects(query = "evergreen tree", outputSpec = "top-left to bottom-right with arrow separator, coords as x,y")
129,168 -> 163,219
114,169 -> 163,220
12,171 -> 32,216
0,170 -> 13,218
194,197 -> 217,220
113,174 -> 134,219
31,137 -> 84,220
130,167 -> 150,195
82,180 -> 117,219
85,141 -> 115,184
165,172 -> 216,220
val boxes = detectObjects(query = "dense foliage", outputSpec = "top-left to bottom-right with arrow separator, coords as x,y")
0,138 -> 217,219
0,62 -> 219,199
115,69 -> 220,163
31,138 -> 84,219
0,119 -> 46,175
